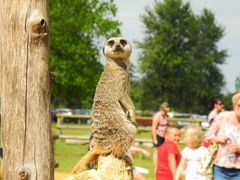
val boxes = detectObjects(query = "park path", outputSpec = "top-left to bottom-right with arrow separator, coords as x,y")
55,172 -> 71,180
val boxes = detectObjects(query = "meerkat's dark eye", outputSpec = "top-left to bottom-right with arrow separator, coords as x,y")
107,40 -> 115,46
120,39 -> 127,46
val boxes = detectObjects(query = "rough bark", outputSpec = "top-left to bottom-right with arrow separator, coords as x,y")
0,1 -> 53,179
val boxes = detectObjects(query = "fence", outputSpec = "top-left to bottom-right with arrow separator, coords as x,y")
56,114 -> 205,146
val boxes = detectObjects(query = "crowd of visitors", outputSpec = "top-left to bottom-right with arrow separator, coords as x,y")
83,92 -> 240,180
152,91 -> 240,180
204,92 -> 240,180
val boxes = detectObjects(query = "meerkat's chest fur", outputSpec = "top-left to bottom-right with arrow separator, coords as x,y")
93,60 -> 129,111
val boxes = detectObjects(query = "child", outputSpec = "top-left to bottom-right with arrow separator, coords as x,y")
86,134 -> 97,169
156,125 -> 181,180
175,125 -> 208,180
130,144 -> 151,180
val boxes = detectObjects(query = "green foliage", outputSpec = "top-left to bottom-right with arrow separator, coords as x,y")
137,0 -> 227,113
49,0 -> 120,108
223,76 -> 240,111
235,76 -> 240,92
130,79 -> 143,110
223,93 -> 234,111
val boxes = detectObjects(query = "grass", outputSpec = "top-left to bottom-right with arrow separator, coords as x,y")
53,123 -> 186,180
54,140 -> 87,172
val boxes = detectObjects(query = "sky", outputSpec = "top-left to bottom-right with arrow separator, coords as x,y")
114,0 -> 240,93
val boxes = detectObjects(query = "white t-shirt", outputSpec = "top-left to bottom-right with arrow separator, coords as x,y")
182,146 -> 208,180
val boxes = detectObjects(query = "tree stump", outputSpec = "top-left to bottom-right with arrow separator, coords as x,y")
65,155 -> 133,180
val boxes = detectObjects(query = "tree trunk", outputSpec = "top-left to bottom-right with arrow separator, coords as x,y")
0,1 -> 53,179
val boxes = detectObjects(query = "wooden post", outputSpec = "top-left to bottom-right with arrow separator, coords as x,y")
0,1 -> 53,179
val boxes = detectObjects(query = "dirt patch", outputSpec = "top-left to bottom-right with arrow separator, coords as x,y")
0,171 -> 71,180
55,172 -> 72,180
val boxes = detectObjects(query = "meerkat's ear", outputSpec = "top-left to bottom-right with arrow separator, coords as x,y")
103,46 -> 105,55
129,43 -> 132,54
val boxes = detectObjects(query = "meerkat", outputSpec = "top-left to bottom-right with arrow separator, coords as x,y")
72,37 -> 137,174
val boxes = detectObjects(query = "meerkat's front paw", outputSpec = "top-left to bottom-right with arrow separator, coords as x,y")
129,111 -> 136,123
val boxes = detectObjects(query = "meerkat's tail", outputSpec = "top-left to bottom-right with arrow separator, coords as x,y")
72,147 -> 103,174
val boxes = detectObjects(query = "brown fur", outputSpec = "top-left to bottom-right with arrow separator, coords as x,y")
72,37 -> 136,174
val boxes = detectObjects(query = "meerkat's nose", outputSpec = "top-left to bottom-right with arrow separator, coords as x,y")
114,44 -> 123,52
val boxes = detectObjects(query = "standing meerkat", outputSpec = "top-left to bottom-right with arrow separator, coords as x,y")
72,37 -> 137,174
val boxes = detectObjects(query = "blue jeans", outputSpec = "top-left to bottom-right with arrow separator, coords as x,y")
213,165 -> 240,180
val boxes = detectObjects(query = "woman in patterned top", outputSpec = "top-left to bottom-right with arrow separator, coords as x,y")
151,102 -> 170,172
204,92 -> 240,180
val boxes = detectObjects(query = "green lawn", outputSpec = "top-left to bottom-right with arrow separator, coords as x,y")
53,123 -> 186,180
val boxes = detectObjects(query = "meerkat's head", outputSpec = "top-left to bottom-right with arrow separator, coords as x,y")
103,37 -> 131,61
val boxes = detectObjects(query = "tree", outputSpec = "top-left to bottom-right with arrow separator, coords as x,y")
235,75 -> 240,92
223,93 -> 234,111
137,0 -> 227,113
130,79 -> 143,110
0,1 -> 53,179
49,0 -> 120,108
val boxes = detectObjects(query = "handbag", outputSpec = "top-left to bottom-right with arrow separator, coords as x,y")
198,143 -> 218,177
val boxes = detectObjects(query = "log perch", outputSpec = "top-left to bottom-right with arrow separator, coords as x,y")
65,155 -> 133,180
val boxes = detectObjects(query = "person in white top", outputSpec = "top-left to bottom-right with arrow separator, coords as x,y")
175,125 -> 208,180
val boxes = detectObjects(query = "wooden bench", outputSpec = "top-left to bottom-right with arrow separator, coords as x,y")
58,135 -> 185,147
56,125 -> 151,135
58,135 -> 153,146
59,135 -> 90,144
56,114 -> 204,128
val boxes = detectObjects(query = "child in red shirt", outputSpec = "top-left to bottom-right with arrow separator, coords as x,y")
156,125 -> 181,180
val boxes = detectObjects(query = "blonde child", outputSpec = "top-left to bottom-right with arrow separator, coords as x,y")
175,125 -> 208,180
156,125 -> 181,180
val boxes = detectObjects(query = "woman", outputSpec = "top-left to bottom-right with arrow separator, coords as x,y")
204,92 -> 240,180
208,99 -> 224,126
151,102 -> 170,172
